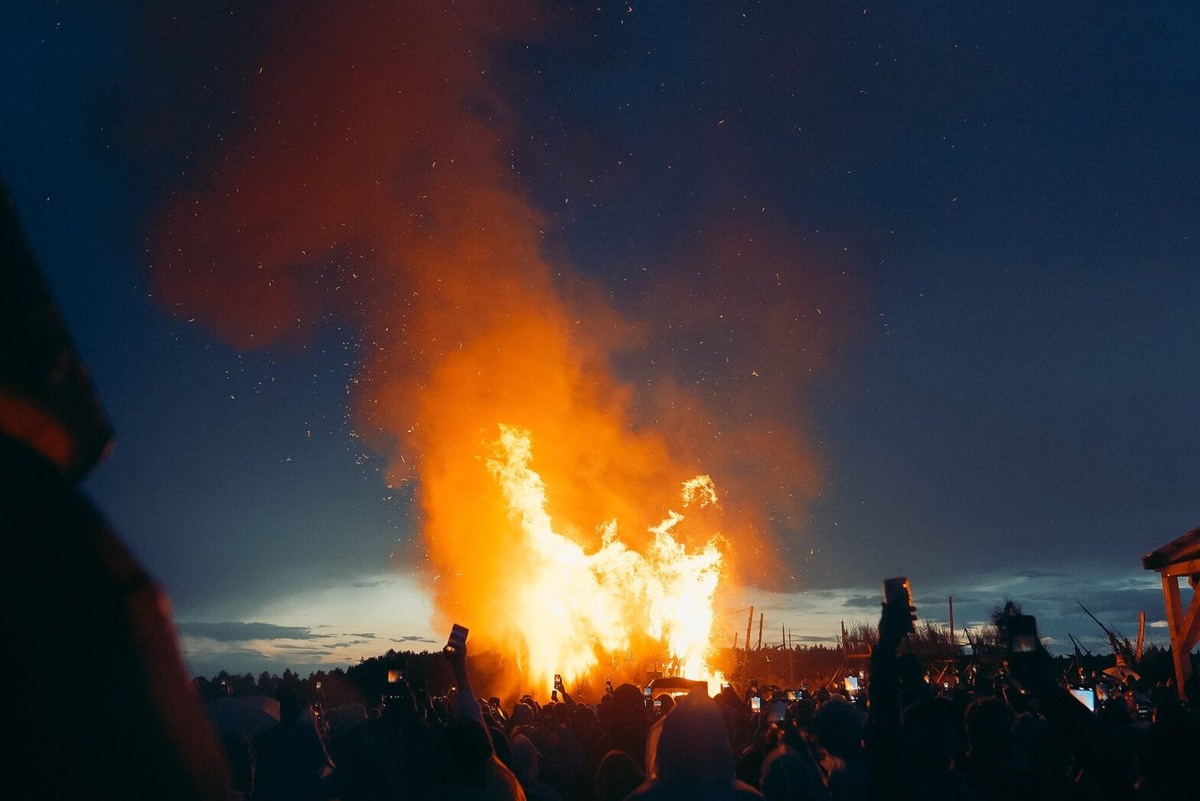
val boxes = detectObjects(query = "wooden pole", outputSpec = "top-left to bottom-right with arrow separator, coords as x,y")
1136,611 -> 1145,663
948,595 -> 955,647
757,613 -> 764,651
787,626 -> 793,686
744,606 -> 754,674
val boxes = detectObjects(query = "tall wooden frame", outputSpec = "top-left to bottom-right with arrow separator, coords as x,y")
1142,528 -> 1200,700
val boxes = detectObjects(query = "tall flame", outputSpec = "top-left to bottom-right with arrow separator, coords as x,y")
135,2 -> 857,688
487,424 -> 724,686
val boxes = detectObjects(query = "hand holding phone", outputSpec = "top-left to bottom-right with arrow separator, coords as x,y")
554,673 -> 564,692
879,577 -> 916,648
444,623 -> 469,655
884,577 -> 916,629
1007,615 -> 1038,654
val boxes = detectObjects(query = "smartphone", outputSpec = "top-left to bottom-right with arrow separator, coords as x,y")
750,696 -> 762,712
884,576 -> 916,630
1008,615 -> 1038,654
605,680 -> 614,694
551,689 -> 559,702
386,669 -> 404,684
445,623 -> 469,653
786,690 -> 796,701
554,674 -> 564,692
844,676 -> 860,693
1070,687 -> 1096,712
642,686 -> 652,698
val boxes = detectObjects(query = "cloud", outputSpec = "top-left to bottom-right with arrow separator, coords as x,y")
792,634 -> 836,644
177,621 -> 319,642
274,644 -> 334,655
1012,569 -> 1070,580
392,635 -> 438,644
841,595 -> 878,609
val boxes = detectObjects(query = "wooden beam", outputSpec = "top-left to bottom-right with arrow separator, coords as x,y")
1179,588 -> 1200,654
1162,574 -> 1191,698
1161,558 -> 1200,578
1142,527 -> 1200,571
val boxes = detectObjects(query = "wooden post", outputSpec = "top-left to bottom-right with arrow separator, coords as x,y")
948,595 -> 955,648
1143,528 -> 1200,701
757,613 -> 764,651
1162,573 -> 1188,695
787,626 -> 794,686
744,606 -> 754,675
1136,611 -> 1145,663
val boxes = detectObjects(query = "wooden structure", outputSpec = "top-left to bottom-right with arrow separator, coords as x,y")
1142,527 -> 1200,699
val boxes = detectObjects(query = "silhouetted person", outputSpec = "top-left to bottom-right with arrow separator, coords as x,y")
628,693 -> 763,800
813,696 -> 864,801
254,687 -> 336,801
595,749 -> 643,801
594,683 -> 651,772
437,629 -> 526,799
959,698 -> 1033,801
0,176 -> 232,798
510,733 -> 562,801
759,722 -> 830,801
866,586 -> 978,800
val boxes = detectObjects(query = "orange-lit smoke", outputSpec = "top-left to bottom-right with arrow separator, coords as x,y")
142,2 -> 851,684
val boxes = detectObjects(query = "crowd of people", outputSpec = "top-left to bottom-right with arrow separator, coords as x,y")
215,601 -> 1200,801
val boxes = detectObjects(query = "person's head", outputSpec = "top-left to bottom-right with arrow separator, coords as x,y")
595,749 -> 643,801
649,695 -> 736,785
655,694 -> 676,716
508,702 -> 535,730
902,697 -> 967,775
570,704 -> 600,744
814,695 -> 865,759
609,683 -> 648,727
435,717 -> 494,788
964,697 -> 1014,761
526,726 -> 559,762
508,734 -> 541,785
275,685 -> 303,727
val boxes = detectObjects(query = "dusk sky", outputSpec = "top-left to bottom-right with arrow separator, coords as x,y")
4,1 -> 1198,679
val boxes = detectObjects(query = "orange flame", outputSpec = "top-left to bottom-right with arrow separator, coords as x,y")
486,424 -> 725,686
136,2 -> 857,689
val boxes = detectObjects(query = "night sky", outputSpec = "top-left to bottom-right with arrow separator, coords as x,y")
4,1 -> 1199,678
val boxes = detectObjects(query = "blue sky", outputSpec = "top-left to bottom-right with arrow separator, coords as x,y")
4,1 -> 1198,678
